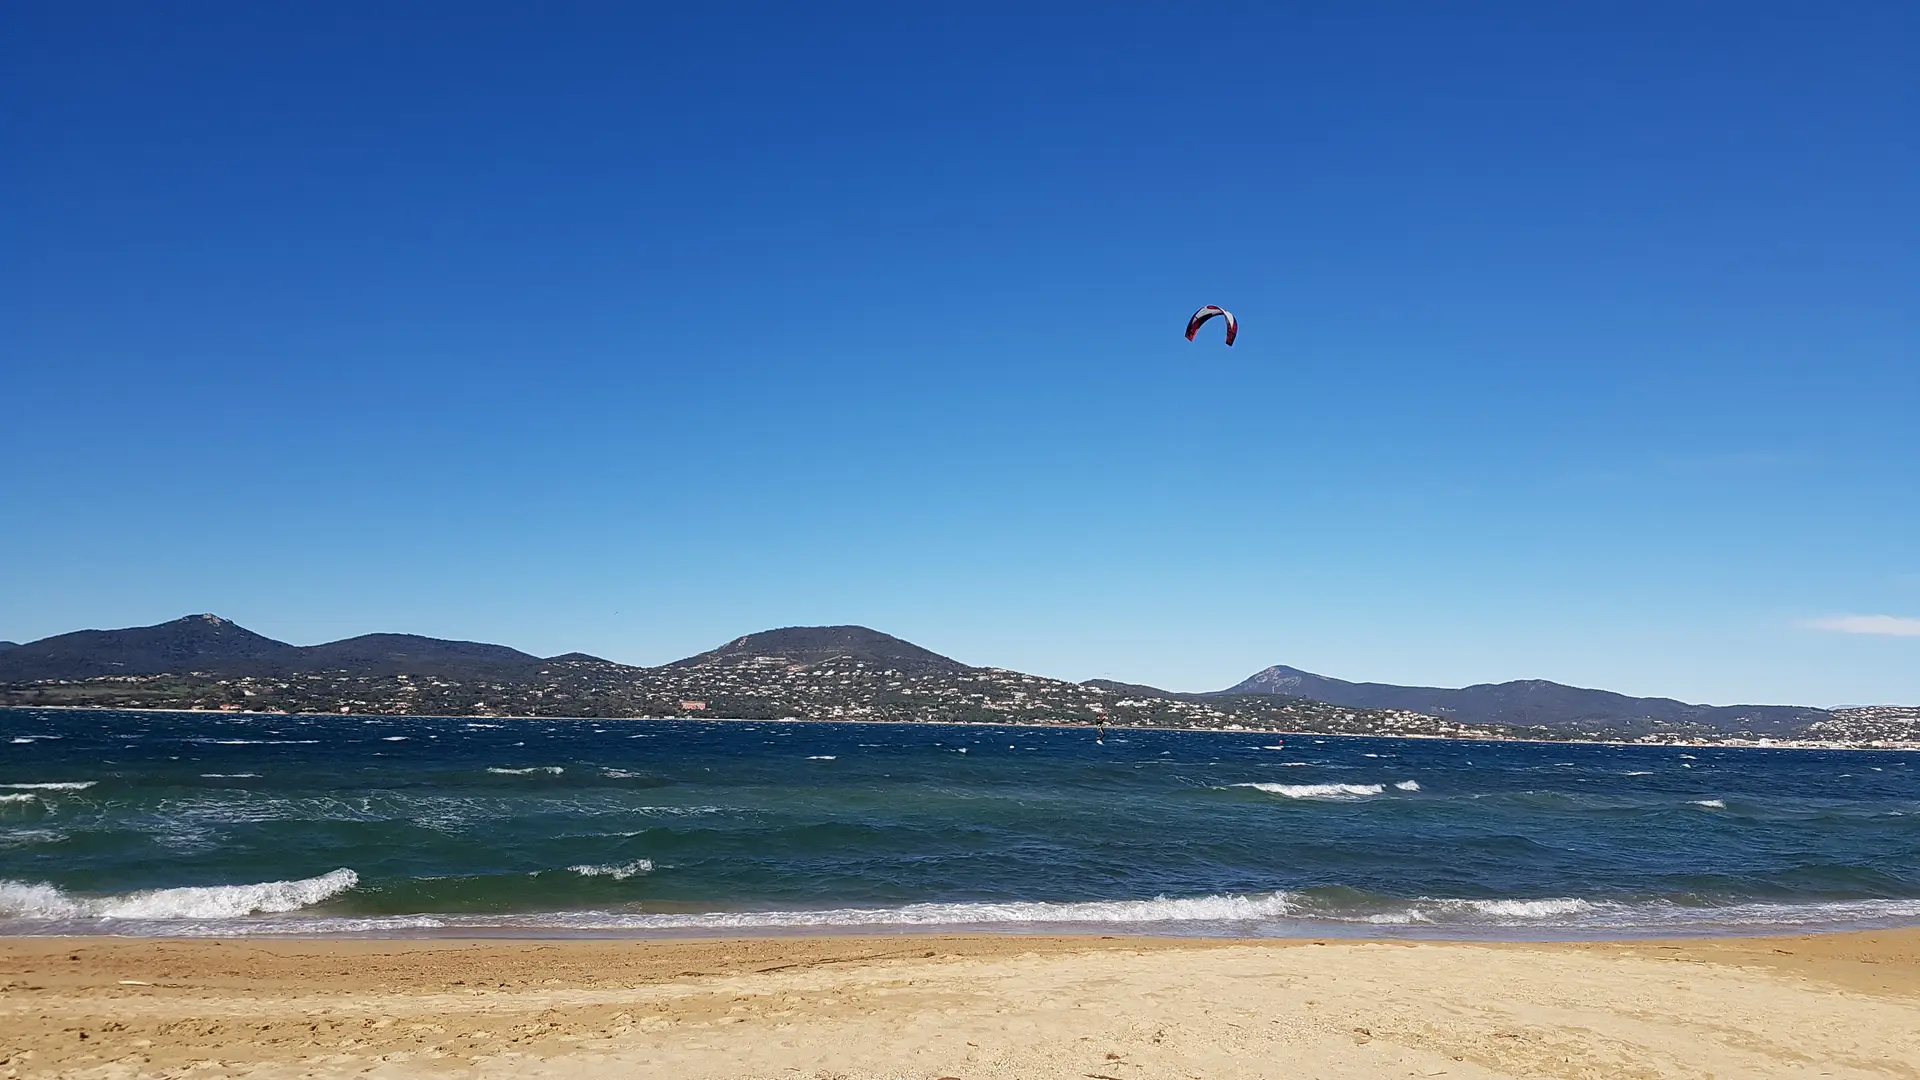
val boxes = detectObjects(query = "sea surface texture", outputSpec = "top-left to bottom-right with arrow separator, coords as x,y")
2,708 -> 1916,939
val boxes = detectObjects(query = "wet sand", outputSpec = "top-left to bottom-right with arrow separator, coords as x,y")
3,929 -> 1917,1078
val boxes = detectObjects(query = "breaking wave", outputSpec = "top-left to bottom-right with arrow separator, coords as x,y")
1232,783 -> 1385,800
1,782 -> 96,791
487,766 -> 565,775
0,869 -> 358,922
566,859 -> 654,880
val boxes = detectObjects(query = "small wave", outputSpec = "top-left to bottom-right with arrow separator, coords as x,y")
0,829 -> 66,849
1692,799 -> 1727,809
487,766 -> 564,775
0,794 -> 38,805
1259,746 -> 1289,751
601,768 -> 645,778
465,723 -> 502,728
199,773 -> 260,778
1232,783 -> 1385,800
1452,898 -> 1593,918
381,736 -> 410,742
567,859 -> 654,881
195,739 -> 319,746
0,868 -> 358,921
1624,771 -> 1654,776
9,736 -> 60,743
806,755 -> 837,761
1393,780 -> 1421,791
0,782 -> 96,791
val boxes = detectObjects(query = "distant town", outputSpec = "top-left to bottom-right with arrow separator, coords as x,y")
2,616 -> 1916,749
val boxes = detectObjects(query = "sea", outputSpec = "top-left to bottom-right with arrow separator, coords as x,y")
2,707 -> 1916,940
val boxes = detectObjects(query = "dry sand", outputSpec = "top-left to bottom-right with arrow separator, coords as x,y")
3,930 -> 1917,1078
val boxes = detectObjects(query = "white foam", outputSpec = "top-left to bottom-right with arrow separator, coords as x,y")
0,829 -> 66,849
1259,746 -> 1289,751
381,736 -> 410,742
487,766 -> 564,775
567,859 -> 654,881
0,869 -> 358,921
26,892 -> 1920,939
199,773 -> 260,778
0,794 -> 38,805
1624,771 -> 1654,776
1393,780 -> 1421,791
1232,783 -> 1385,800
807,755 -> 837,761
196,739 -> 319,745
0,782 -> 96,791
1452,898 -> 1593,919
1692,799 -> 1726,808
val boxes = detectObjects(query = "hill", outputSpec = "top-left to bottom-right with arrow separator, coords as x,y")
1223,665 -> 1829,736
4,614 -> 1909,747
0,615 -> 543,683
671,625 -> 970,676
0,614 -> 297,681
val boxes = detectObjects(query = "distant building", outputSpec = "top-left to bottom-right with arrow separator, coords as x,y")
680,700 -> 708,711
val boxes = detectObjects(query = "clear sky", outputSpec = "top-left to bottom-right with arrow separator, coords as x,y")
4,4 -> 1916,705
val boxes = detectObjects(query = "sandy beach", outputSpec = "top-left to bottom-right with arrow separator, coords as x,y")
3,930 -> 1916,1079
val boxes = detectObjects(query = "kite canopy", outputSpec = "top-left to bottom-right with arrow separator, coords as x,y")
1185,305 -> 1237,346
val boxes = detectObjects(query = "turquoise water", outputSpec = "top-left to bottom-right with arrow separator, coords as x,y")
2,708 -> 1917,938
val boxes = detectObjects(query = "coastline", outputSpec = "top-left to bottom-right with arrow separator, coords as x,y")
16,702 -> 1919,751
5,930 -> 1916,1078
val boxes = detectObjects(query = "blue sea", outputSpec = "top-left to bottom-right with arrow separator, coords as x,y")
2,707 -> 1917,939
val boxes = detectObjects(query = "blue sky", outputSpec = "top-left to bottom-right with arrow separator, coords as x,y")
4,4 -> 1915,705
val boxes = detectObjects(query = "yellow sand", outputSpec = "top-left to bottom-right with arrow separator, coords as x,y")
3,930 -> 1917,1078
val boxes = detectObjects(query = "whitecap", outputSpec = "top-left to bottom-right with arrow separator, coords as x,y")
0,868 -> 358,921
0,782 -> 96,791
486,766 -> 564,775
0,794 -> 38,805
200,773 -> 260,779
806,755 -> 837,761
0,829 -> 66,849
381,736 -> 410,742
195,739 -> 319,746
1231,782 -> 1385,800
1692,799 -> 1726,809
566,859 -> 654,881
1393,780 -> 1421,791
1624,770 -> 1653,776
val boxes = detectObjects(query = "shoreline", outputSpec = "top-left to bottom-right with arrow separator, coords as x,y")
13,702 -> 1918,752
5,929 -> 1916,1077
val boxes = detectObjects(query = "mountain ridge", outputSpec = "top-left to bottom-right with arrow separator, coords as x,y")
3,614 -> 1905,745
1224,664 -> 1828,735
